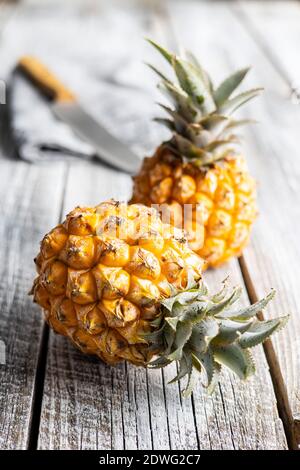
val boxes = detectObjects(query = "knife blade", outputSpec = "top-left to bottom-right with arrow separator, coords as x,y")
18,56 -> 141,174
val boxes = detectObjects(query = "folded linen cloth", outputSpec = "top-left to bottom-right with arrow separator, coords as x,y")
8,68 -> 95,162
1,3 -> 167,165
7,63 -> 158,164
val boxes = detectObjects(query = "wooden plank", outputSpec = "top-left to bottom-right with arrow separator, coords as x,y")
233,0 -> 300,446
36,0 -> 287,450
231,0 -> 300,446
0,0 -> 67,450
165,0 -> 290,449
236,0 -> 300,92
167,0 -> 299,447
0,160 -> 66,449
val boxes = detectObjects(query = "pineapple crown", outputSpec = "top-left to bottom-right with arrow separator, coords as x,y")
147,39 -> 263,166
145,277 -> 288,396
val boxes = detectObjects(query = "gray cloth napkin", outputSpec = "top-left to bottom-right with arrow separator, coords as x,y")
2,3 -> 167,164
8,64 -> 160,164
9,69 -> 94,162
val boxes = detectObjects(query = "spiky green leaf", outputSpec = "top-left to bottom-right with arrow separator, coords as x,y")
211,277 -> 230,303
182,368 -> 199,397
208,286 -> 242,316
220,88 -> 263,114
145,279 -> 287,396
173,57 -> 216,113
146,63 -> 171,83
169,352 -> 193,384
148,356 -> 172,369
165,316 -> 179,331
154,118 -> 175,131
193,348 -> 221,394
185,50 -> 214,95
158,103 -> 188,133
167,321 -> 193,361
158,80 -> 198,122
239,316 -> 289,349
178,301 -> 208,323
146,38 -> 173,64
224,118 -> 257,130
213,319 -> 253,346
214,67 -> 250,107
213,344 -> 255,379
218,290 -> 276,320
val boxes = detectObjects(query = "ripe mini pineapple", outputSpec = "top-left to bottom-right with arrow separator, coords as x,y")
31,200 -> 287,394
131,40 -> 260,268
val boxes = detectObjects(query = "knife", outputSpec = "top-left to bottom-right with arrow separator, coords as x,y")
17,56 -> 141,174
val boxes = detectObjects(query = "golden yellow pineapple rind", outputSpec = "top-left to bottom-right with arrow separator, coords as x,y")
31,201 -> 203,366
131,148 -> 257,267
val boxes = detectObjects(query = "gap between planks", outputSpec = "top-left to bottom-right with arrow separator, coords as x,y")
239,256 -> 298,450
27,163 -> 70,449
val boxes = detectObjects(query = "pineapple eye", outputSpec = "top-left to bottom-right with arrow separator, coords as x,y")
97,216 -> 134,243
150,176 -> 173,204
127,276 -> 160,307
117,319 -> 150,345
196,171 -> 218,196
83,305 -> 107,335
200,238 -> 226,265
95,200 -> 127,219
184,219 -> 205,252
126,246 -> 161,281
33,283 -> 51,310
172,175 -> 196,204
41,225 -> 68,259
66,269 -> 98,305
51,297 -> 77,327
191,193 -> 213,224
94,329 -> 127,357
99,298 -> 139,328
99,239 -> 130,267
41,260 -> 67,296
64,208 -> 100,236
138,231 -> 165,256
60,235 -> 96,269
208,210 -> 232,238
72,329 -> 98,354
93,264 -> 130,300
214,184 -> 235,212
228,222 -> 249,249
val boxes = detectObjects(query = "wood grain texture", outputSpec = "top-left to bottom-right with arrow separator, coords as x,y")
166,0 -> 300,447
36,0 -> 287,450
0,1 -> 66,450
0,160 -> 66,449
232,0 -> 300,444
0,0 -> 296,450
236,0 -> 300,91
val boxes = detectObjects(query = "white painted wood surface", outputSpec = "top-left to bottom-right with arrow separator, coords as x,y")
0,0 -> 299,449
167,0 -> 300,448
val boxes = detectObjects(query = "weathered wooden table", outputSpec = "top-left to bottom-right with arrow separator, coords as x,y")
0,0 -> 299,450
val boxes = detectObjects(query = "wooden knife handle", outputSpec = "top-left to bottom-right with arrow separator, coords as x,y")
18,56 -> 76,102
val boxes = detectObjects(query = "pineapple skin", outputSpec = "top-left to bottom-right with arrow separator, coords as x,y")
130,146 -> 257,268
31,200 -> 203,366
